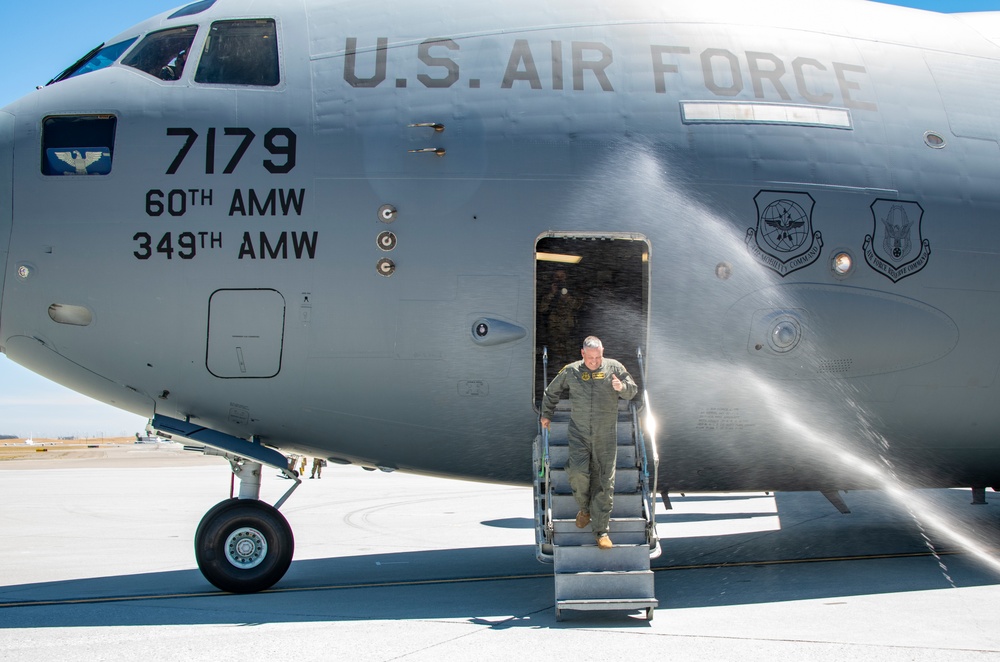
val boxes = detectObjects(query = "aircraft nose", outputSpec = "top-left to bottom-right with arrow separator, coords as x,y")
0,110 -> 12,332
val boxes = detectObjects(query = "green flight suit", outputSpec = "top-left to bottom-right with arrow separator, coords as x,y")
542,358 -> 638,538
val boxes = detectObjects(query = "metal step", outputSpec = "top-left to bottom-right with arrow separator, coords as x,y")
554,544 -> 651,573
555,598 -> 657,621
552,530 -> 648,546
554,569 -> 655,601
544,418 -> 632,441
552,517 -> 647,546
549,467 -> 639,493
547,444 -> 637,469
551,493 -> 642,519
546,433 -> 633,447
553,528 -> 647,548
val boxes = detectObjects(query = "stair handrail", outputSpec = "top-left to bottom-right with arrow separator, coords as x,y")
634,346 -> 661,557
542,345 -> 549,463
534,346 -> 554,562
542,346 -> 552,538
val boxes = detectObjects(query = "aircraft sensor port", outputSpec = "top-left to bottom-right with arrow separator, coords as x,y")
470,317 -> 527,346
377,231 -> 397,251
377,258 -> 396,277
378,204 -> 397,222
769,318 -> 801,353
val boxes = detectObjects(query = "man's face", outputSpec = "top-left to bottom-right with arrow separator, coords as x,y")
582,347 -> 603,371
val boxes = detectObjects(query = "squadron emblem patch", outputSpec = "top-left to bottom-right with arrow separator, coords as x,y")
863,199 -> 931,282
746,191 -> 823,276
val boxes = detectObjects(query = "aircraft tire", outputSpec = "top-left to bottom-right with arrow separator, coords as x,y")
194,498 -> 294,593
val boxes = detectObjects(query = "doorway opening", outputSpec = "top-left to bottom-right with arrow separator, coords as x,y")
534,233 -> 650,404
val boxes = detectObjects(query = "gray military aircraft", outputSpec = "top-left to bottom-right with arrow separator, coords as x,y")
2,0 -> 999,593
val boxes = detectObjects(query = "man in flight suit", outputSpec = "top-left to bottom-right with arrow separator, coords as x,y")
540,336 -> 638,549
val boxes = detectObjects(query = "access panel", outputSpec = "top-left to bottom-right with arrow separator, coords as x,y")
207,288 -> 285,378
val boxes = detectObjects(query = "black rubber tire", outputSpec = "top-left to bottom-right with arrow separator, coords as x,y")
194,498 -> 294,593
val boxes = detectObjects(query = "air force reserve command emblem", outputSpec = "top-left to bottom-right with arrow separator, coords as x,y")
746,191 -> 822,276
864,199 -> 931,282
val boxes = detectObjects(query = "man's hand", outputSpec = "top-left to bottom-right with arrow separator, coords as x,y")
540,417 -> 551,430
611,374 -> 623,392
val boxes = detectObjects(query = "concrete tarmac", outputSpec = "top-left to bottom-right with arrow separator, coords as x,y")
2,444 -> 1000,661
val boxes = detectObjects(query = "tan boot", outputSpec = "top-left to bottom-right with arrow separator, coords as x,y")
575,511 -> 591,528
597,534 -> 613,549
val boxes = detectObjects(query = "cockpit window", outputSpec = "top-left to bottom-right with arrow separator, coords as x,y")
47,38 -> 138,85
195,19 -> 279,86
121,25 -> 198,81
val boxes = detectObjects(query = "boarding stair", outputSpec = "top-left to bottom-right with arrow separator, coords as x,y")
533,348 -> 660,621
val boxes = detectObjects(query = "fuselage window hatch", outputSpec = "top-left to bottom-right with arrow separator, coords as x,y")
121,25 -> 198,82
41,115 -> 117,176
195,19 -> 280,87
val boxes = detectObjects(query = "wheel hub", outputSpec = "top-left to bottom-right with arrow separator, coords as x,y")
225,526 -> 268,569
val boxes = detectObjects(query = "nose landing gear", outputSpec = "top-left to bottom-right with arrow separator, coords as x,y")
152,415 -> 302,594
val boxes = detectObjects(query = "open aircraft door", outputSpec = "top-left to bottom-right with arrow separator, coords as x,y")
534,233 -> 650,400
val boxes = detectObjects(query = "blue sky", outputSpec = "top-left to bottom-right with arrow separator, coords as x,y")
0,0 -> 998,436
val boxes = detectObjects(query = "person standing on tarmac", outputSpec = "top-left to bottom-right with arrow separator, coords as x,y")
540,336 -> 638,549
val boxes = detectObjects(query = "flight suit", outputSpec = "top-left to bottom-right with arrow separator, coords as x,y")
542,358 -> 638,538
539,286 -> 581,368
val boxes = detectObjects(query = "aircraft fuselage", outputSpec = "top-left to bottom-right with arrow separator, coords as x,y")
3,0 -> 1000,493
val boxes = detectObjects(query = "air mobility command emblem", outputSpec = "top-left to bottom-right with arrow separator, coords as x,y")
746,191 -> 823,276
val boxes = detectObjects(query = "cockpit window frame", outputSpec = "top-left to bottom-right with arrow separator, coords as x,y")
121,25 -> 199,82
47,38 -> 139,85
194,18 -> 282,88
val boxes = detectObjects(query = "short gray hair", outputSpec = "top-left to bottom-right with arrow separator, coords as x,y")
582,336 -> 603,349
